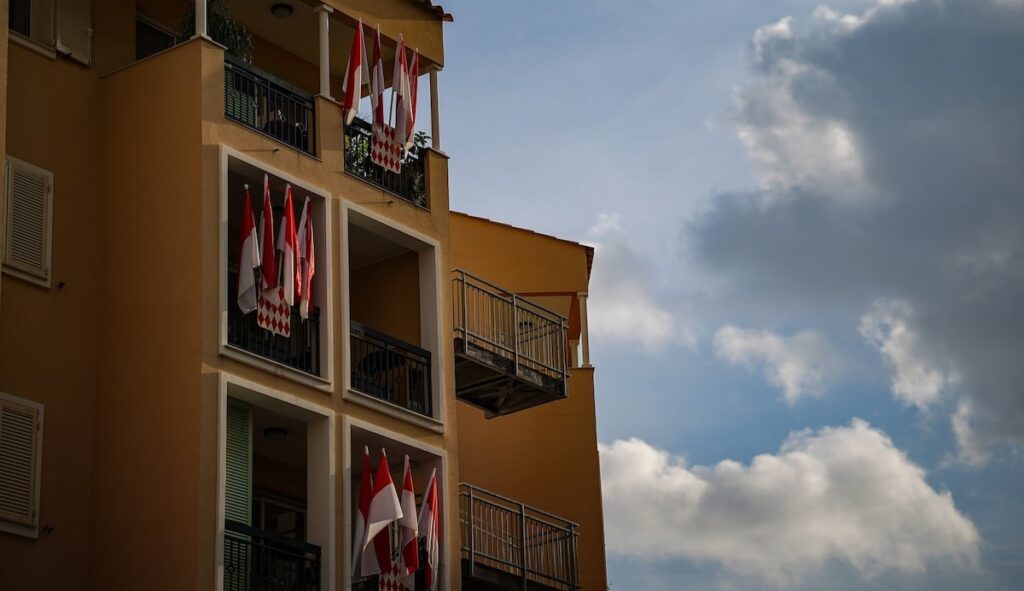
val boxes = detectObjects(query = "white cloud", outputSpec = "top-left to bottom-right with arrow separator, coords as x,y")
951,400 -> 992,467
587,214 -> 695,351
713,325 -> 838,403
752,17 -> 793,62
859,299 -> 957,409
600,421 -> 980,585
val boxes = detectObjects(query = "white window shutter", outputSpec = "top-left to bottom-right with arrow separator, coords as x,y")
56,0 -> 92,65
0,396 -> 43,531
3,157 -> 53,286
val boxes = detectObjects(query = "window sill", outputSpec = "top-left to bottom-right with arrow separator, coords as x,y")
343,388 -> 444,434
220,344 -> 332,394
9,32 -> 56,60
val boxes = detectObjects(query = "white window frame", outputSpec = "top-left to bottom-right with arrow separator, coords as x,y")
8,0 -> 57,59
216,372 -> 337,591
0,391 -> 45,540
217,146 -> 335,392
3,156 -> 54,289
340,201 -> 446,432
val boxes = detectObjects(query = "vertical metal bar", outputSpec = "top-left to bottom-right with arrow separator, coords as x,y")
519,503 -> 528,590
513,295 -> 520,376
461,272 -> 468,353
468,486 -> 476,577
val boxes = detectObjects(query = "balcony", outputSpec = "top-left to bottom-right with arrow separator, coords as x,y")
224,55 -> 316,156
452,271 -> 569,418
350,321 -> 433,418
460,484 -> 579,591
344,117 -> 428,208
224,519 -> 322,591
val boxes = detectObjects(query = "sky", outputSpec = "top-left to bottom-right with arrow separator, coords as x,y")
438,1 -> 1024,589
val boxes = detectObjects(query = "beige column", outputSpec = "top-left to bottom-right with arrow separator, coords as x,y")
314,4 -> 334,99
429,69 -> 441,150
194,0 -> 207,38
579,293 -> 592,367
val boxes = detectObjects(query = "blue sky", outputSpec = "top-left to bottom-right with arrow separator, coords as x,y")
438,1 -> 1024,589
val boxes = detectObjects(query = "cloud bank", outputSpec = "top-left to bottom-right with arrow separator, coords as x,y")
600,420 -> 980,585
692,0 -> 1024,459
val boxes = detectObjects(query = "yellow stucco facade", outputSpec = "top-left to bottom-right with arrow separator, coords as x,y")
0,2 -> 607,590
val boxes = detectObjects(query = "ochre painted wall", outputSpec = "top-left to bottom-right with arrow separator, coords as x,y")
91,38 -> 206,591
350,251 -> 422,346
0,42 -> 101,591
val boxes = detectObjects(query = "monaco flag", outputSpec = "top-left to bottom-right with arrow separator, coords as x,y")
403,50 -> 420,151
276,185 -> 299,306
418,468 -> 440,591
237,184 -> 260,314
296,197 -> 315,320
258,174 -> 277,292
392,36 -> 412,149
370,25 -> 386,126
341,20 -> 365,125
353,447 -> 383,576
363,449 -> 403,550
398,455 -> 419,578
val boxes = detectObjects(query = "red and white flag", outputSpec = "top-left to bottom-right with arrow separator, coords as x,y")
353,447 -> 377,574
258,174 -> 277,292
237,184 -> 260,314
398,455 -> 419,579
392,36 -> 412,149
296,197 -> 315,320
370,25 -> 386,126
276,185 -> 299,307
364,449 -> 403,547
418,468 -> 440,591
341,20 -> 365,125
403,50 -> 420,151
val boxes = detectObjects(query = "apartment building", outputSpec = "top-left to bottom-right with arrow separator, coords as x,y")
0,2 -> 607,590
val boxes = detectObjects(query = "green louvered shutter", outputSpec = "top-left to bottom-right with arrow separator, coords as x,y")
224,399 -> 252,591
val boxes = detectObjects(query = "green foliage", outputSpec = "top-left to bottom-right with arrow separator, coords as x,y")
180,0 -> 253,63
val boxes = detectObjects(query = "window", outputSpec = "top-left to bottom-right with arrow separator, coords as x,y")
9,0 -> 91,64
135,15 -> 177,61
0,392 -> 44,539
3,157 -> 53,287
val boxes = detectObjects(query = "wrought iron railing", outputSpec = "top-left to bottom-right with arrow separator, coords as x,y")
343,116 -> 428,208
350,321 -> 432,418
227,268 -> 321,377
224,55 -> 316,156
224,519 -> 321,591
460,484 -> 580,590
452,270 -> 569,394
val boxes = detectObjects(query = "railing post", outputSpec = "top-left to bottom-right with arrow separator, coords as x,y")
570,524 -> 580,589
460,272 -> 468,353
519,503 -> 528,590
468,486 -> 476,577
512,294 -> 520,376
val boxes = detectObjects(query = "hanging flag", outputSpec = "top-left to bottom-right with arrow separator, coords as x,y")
403,50 -> 420,152
341,20 -> 365,126
296,197 -> 315,320
353,447 -> 378,575
277,185 -> 299,307
371,122 -> 403,173
418,468 -> 440,591
378,560 -> 407,591
392,35 -> 412,149
398,455 -> 419,578
363,449 -> 403,550
370,25 -> 386,126
236,184 -> 260,314
258,174 -> 277,291
257,175 -> 290,337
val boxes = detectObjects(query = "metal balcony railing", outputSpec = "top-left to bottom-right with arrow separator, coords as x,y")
227,268 -> 321,377
350,321 -> 433,418
460,484 -> 580,591
453,270 -> 569,395
224,55 -> 316,156
223,519 -> 321,591
344,117 -> 428,208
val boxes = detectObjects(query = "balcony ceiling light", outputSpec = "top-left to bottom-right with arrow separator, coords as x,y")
263,427 -> 288,441
271,3 -> 294,18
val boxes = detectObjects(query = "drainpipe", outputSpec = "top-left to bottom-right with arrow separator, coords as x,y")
578,293 -> 591,368
194,0 -> 207,39
429,69 -> 442,150
314,5 -> 334,99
